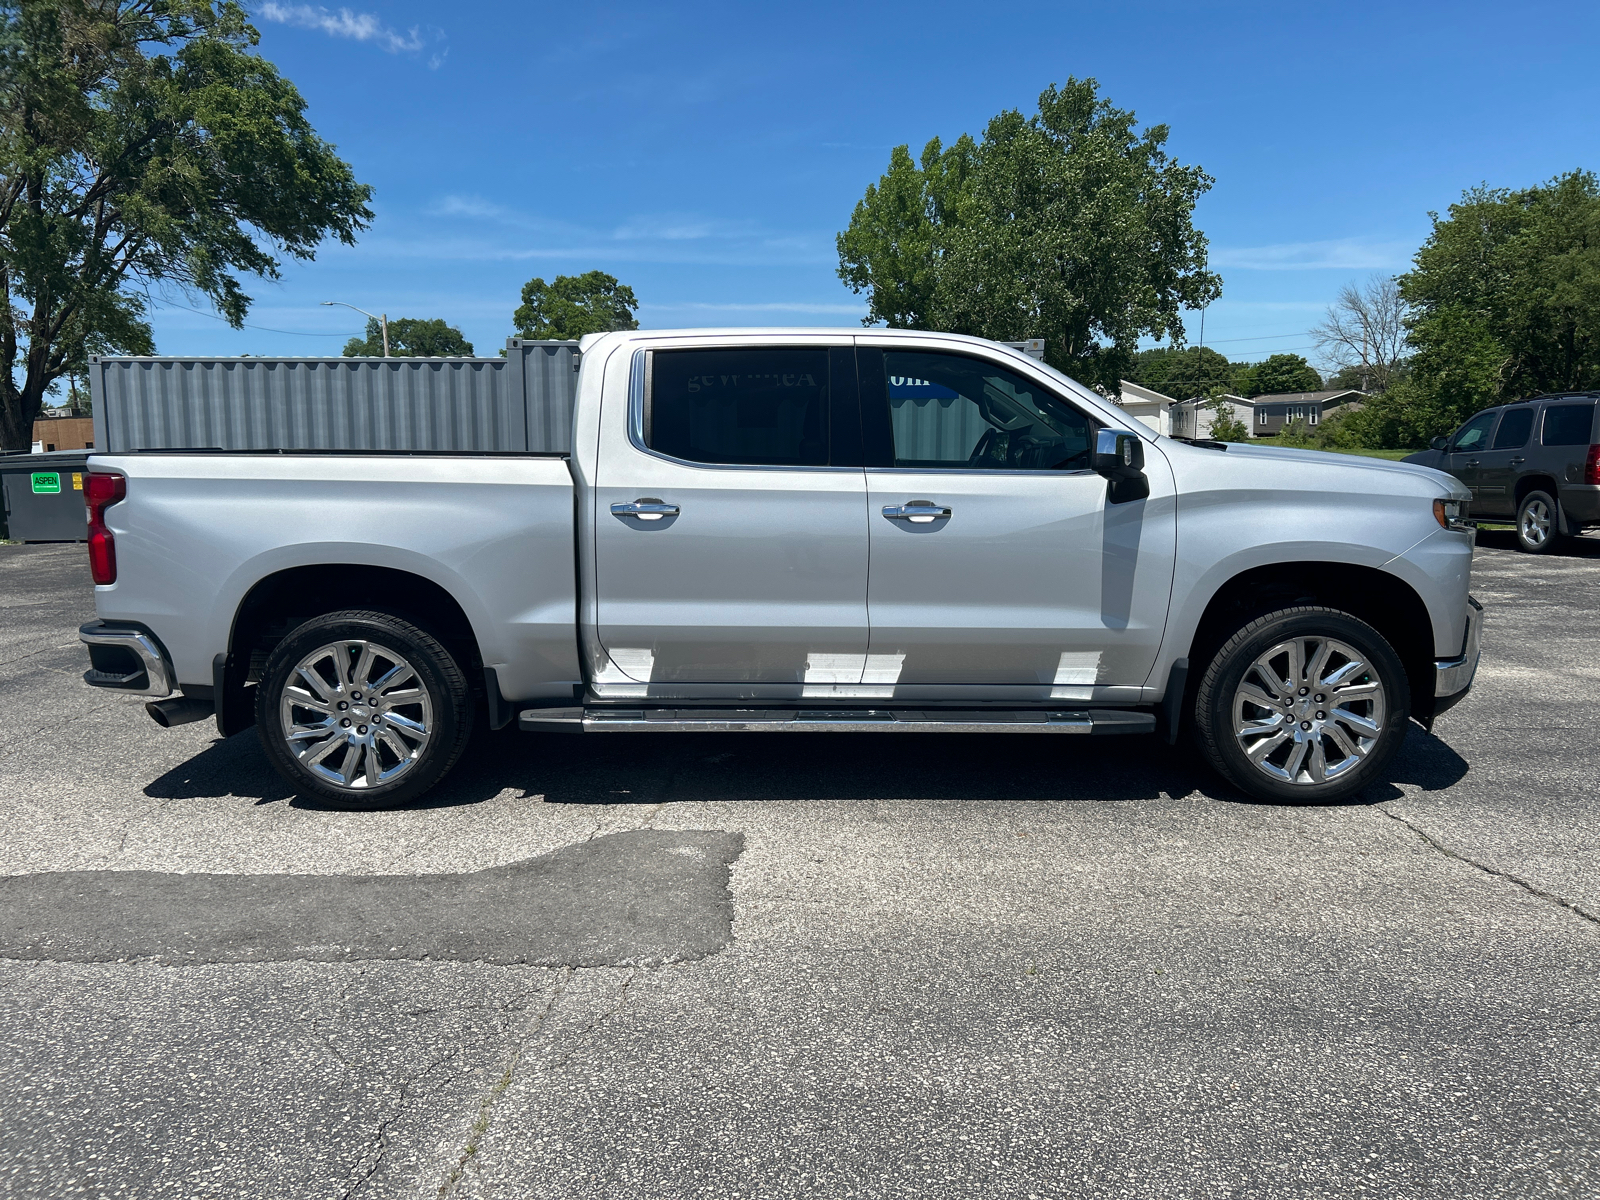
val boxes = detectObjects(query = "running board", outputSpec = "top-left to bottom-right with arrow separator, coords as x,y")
517,707 -> 1155,736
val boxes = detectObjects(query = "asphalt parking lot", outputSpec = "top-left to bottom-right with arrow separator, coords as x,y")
1,533 -> 1597,1199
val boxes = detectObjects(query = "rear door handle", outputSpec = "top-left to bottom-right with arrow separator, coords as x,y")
882,501 -> 951,523
1509,457 -> 1525,464
611,499 -> 679,521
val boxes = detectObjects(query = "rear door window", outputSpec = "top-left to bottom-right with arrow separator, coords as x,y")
647,348 -> 831,467
1542,403 -> 1596,446
1491,407 -> 1533,449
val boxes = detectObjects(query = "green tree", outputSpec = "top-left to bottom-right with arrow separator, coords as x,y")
342,317 -> 473,357
835,135 -> 976,329
836,78 -> 1220,391
1237,353 -> 1321,397
513,270 -> 638,340
0,0 -> 373,449
1128,344 -> 1237,398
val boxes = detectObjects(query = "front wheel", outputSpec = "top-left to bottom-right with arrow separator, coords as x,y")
1516,489 -> 1562,553
1194,607 -> 1410,804
256,610 -> 472,809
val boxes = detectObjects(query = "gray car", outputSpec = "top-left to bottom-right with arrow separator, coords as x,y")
1404,393 -> 1600,552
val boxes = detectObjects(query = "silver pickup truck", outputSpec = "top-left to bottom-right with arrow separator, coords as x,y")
78,329 -> 1482,806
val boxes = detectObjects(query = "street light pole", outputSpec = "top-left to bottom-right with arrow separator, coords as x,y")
321,300 -> 390,357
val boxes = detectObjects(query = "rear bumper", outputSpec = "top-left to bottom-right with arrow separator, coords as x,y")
79,620 -> 175,698
1433,595 -> 1483,705
1560,483 -> 1600,524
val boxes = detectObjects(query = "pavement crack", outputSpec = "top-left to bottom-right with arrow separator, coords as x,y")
345,1043 -> 467,1200
436,967 -> 573,1198
1378,806 -> 1600,928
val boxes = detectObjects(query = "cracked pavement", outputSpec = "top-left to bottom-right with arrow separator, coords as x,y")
1,535 -> 1597,1198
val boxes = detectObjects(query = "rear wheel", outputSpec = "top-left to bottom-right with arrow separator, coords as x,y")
255,610 -> 472,809
1194,607 -> 1410,804
1516,489 -> 1562,553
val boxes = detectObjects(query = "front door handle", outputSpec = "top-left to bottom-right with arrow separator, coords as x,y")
882,501 -> 951,523
1464,459 -> 1480,468
1509,457 -> 1525,464
611,499 -> 679,521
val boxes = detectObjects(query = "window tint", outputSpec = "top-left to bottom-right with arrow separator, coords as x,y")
1451,409 -> 1498,452
648,348 -> 830,466
1491,407 -> 1533,449
881,351 -> 1092,471
1542,403 -> 1596,446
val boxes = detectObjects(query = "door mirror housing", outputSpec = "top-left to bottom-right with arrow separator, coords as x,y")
1430,435 -> 1450,452
1092,428 -> 1149,503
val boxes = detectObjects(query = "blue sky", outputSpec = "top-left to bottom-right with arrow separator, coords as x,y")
149,0 -> 1600,372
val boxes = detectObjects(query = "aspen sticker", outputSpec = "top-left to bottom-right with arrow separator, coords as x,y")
31,472 -> 60,494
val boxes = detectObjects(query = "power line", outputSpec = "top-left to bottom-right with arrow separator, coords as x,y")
150,300 -> 348,337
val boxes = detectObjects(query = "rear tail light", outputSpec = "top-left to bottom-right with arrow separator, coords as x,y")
1584,444 -> 1600,486
85,472 -> 126,585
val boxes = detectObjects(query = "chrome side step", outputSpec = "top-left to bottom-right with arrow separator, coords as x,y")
517,707 -> 1155,736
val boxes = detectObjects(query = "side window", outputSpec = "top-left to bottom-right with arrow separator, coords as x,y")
1451,409 -> 1499,452
1542,403 -> 1596,446
647,348 -> 830,467
1491,407 -> 1533,449
881,351 -> 1092,471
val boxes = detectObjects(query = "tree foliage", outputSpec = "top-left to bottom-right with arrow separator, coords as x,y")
342,316 -> 472,358
1340,170 -> 1600,447
1235,353 -> 1321,398
836,78 -> 1220,392
513,270 -> 638,340
1126,344 -> 1236,398
0,0 -> 374,448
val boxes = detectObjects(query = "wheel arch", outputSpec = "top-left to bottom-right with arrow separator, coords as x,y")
225,564 -> 486,723
1514,473 -> 1561,509
1185,562 -> 1437,720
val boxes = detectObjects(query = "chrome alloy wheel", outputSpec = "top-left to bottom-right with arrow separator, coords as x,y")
1231,636 -> 1386,787
278,640 -> 433,791
1520,496 -> 1552,548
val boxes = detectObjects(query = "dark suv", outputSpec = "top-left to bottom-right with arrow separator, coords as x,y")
1405,394 -> 1600,552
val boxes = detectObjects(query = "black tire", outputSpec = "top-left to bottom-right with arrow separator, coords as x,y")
1515,489 -> 1563,553
1194,606 -> 1411,804
255,609 -> 472,809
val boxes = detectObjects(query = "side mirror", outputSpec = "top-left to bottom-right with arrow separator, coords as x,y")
1093,428 -> 1149,503
1430,435 -> 1450,452
1093,428 -> 1145,474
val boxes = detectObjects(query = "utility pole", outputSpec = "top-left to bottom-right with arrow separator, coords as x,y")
321,301 -> 390,357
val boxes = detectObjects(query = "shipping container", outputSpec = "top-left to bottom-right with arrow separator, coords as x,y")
88,340 -> 580,455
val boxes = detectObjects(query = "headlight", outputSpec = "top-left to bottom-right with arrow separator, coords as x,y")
1433,498 -> 1472,531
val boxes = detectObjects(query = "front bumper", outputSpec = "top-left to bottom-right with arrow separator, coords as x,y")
79,620 -> 175,697
1433,595 -> 1483,703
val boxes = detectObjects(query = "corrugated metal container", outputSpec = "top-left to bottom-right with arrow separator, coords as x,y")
89,339 -> 579,455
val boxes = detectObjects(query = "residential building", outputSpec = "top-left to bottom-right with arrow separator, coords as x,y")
1246,389 -> 1364,437
1112,380 -> 1175,435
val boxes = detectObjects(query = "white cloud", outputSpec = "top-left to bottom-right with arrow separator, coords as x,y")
1210,238 -> 1412,271
258,3 -> 434,57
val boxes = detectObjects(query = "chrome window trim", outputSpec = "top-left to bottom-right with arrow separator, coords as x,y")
625,344 -> 859,475
864,465 -> 1099,478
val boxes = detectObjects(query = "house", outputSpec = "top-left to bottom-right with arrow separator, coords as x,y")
1168,393 -> 1255,440
1111,380 -> 1175,435
1245,389 -> 1364,436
